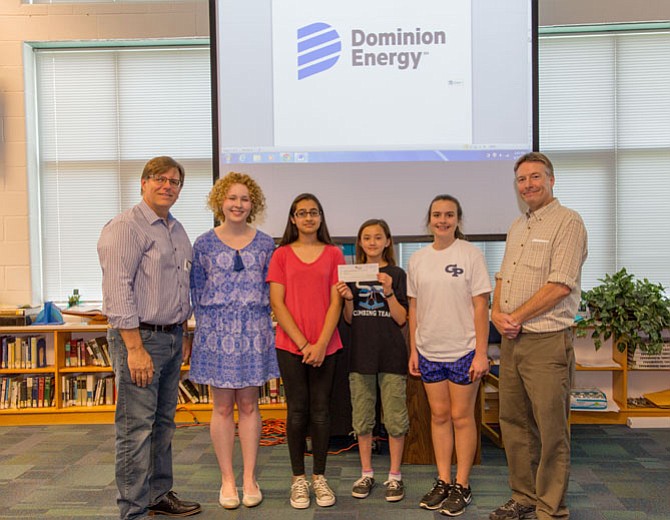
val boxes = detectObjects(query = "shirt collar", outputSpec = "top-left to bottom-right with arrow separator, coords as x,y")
138,199 -> 175,227
525,198 -> 560,221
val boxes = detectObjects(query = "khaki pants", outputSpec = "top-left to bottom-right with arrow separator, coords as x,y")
499,329 -> 575,520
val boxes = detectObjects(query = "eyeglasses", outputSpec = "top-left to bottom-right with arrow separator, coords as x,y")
294,209 -> 321,218
149,175 -> 182,188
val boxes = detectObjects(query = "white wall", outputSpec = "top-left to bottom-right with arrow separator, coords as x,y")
0,0 -> 668,305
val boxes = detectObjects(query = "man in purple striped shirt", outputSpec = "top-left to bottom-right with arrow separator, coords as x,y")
98,156 -> 201,519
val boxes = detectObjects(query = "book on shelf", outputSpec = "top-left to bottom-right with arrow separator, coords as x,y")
1,377 -> 8,408
85,340 -> 98,366
20,379 -> 28,408
178,379 -> 200,404
30,337 -> 37,369
9,337 -> 17,369
44,376 -> 53,407
27,376 -> 35,407
1,336 -> 8,368
86,374 -> 95,406
85,338 -> 111,367
19,337 -> 26,369
268,377 -> 279,403
0,306 -> 40,326
36,337 -> 47,368
570,388 -> 608,410
95,336 -> 112,366
627,342 -> 670,369
38,376 -> 45,407
107,375 -> 116,405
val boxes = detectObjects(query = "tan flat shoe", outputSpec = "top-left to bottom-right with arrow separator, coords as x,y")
242,485 -> 263,507
219,486 -> 240,509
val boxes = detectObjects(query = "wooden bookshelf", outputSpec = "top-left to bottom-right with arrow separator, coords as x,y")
0,324 -> 286,426
481,333 -> 670,444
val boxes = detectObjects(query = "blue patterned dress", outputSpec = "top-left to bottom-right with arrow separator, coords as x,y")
189,229 -> 279,388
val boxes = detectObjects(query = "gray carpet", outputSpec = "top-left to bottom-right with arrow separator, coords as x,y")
0,424 -> 668,519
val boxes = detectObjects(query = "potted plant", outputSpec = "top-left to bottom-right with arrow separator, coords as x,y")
577,268 -> 670,355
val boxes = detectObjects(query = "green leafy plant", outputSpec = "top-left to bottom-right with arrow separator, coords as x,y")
577,268 -> 670,354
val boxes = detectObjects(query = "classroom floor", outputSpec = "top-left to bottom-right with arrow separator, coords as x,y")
0,423 -> 668,519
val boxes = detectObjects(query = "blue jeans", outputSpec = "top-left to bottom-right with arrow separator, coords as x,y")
109,327 -> 183,520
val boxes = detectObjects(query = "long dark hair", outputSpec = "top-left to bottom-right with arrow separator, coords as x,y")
279,193 -> 334,246
425,194 -> 466,240
355,218 -> 396,266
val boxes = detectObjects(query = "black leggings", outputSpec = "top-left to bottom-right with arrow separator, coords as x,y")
276,349 -> 338,476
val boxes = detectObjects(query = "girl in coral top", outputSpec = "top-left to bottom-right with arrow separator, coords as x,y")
266,193 -> 344,510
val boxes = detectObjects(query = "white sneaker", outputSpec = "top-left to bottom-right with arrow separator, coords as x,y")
290,477 -> 311,509
312,475 -> 336,507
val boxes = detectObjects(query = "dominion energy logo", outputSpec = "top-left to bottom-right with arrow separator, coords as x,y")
297,22 -> 342,80
297,22 -> 447,79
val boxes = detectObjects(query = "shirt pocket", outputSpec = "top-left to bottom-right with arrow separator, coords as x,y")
521,239 -> 551,272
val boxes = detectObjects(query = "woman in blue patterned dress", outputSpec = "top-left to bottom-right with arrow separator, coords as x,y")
189,172 -> 279,510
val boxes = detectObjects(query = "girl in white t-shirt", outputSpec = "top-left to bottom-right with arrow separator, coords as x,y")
407,194 -> 491,517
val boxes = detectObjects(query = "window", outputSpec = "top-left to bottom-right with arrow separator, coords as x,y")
28,44 -> 212,303
540,27 -> 670,290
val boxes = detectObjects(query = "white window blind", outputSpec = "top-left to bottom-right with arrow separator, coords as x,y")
34,46 -> 212,303
539,30 -> 670,290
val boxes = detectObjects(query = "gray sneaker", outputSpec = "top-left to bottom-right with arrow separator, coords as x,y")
312,475 -> 336,507
384,479 -> 405,502
352,476 -> 375,498
489,499 -> 537,520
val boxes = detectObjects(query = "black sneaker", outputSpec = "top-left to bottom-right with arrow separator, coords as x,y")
439,483 -> 472,516
489,499 -> 537,520
352,476 -> 375,498
419,478 -> 451,510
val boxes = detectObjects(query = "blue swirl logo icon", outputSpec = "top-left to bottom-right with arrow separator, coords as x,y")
298,22 -> 341,80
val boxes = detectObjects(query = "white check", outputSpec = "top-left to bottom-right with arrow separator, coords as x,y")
338,263 -> 379,283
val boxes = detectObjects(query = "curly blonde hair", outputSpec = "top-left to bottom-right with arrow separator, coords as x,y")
207,172 -> 266,223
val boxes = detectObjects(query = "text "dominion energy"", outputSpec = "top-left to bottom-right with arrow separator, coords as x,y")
351,27 -> 447,70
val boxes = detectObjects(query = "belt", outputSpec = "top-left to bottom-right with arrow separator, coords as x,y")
138,322 -> 181,333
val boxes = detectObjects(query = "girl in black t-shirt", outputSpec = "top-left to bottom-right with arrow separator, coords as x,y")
335,219 -> 409,503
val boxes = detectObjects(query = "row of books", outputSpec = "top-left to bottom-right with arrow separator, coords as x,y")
0,306 -> 40,326
627,342 -> 670,369
65,336 -> 111,367
0,335 -> 48,370
0,375 -> 55,409
260,377 -> 285,404
1,373 -> 286,410
61,374 -> 116,407
177,377 -> 285,405
178,378 -> 210,404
